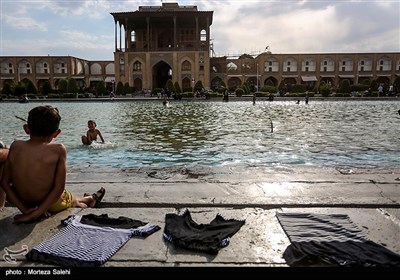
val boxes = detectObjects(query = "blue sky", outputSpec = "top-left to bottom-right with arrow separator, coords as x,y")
1,0 -> 399,61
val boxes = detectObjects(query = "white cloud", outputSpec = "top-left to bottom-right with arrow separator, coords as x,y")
206,0 -> 399,55
3,14 -> 47,32
1,0 -> 399,60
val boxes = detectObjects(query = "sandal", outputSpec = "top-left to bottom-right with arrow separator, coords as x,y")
91,187 -> 106,208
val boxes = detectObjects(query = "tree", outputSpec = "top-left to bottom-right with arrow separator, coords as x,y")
194,80 -> 203,92
58,79 -> 68,94
95,81 -> 106,96
339,79 -> 351,94
278,80 -> 286,94
394,77 -> 400,93
370,79 -> 378,91
25,79 -> 37,94
13,82 -> 26,96
1,83 -> 13,96
123,82 -> 131,95
174,81 -> 182,93
266,80 -> 274,86
241,81 -> 250,94
41,80 -> 52,95
166,79 -> 175,93
318,81 -> 331,97
116,81 -> 124,95
67,78 -> 78,93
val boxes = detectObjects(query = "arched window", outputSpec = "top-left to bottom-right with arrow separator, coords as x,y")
133,61 -> 142,71
182,60 -> 191,71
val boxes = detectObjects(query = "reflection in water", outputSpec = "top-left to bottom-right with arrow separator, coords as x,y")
1,100 -> 399,169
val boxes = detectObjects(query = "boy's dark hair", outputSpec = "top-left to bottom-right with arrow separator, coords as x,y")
88,120 -> 96,126
28,105 -> 61,137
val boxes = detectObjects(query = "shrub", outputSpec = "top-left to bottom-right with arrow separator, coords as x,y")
1,83 -> 12,96
319,81 -> 332,97
58,79 -> 68,94
41,80 -> 52,95
174,81 -> 182,93
339,79 -> 351,93
67,78 -> 78,93
235,88 -> 244,97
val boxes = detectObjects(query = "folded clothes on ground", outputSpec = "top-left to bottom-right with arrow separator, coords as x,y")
276,212 -> 400,267
26,213 -> 161,267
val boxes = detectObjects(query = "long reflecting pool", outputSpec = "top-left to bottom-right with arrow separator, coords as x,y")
1,100 -> 399,169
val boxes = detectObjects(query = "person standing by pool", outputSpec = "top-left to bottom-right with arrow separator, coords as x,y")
0,105 -> 106,223
81,120 -> 105,145
162,94 -> 169,107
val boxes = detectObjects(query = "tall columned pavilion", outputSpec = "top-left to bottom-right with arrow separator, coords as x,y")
110,2 -> 213,91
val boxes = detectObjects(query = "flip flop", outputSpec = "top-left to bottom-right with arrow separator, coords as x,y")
91,187 -> 106,208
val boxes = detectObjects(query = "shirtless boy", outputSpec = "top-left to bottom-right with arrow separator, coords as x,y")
0,105 -> 105,223
81,120 -> 104,145
0,140 -> 9,208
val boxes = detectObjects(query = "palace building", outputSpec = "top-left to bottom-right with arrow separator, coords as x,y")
1,2 -> 399,93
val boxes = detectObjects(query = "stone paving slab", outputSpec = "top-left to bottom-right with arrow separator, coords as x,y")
1,206 -> 399,267
0,166 -> 399,271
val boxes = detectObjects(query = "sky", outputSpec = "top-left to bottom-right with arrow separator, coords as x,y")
1,0 -> 399,61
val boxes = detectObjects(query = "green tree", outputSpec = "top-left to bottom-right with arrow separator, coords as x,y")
235,87 -> 244,97
123,82 -> 131,95
339,79 -> 351,93
318,81 -> 331,97
96,81 -> 106,96
266,80 -> 274,86
13,82 -> 26,96
166,79 -> 175,93
41,80 -> 53,95
394,77 -> 400,92
1,83 -> 13,96
116,81 -> 124,95
25,79 -> 37,94
241,81 -> 250,94
194,80 -> 203,92
174,81 -> 182,93
278,80 -> 285,92
370,79 -> 378,91
362,79 -> 371,86
58,79 -> 68,94
67,78 -> 78,93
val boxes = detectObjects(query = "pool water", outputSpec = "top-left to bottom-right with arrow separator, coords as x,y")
1,100 -> 399,169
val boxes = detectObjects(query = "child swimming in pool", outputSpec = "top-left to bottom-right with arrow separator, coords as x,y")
0,105 -> 106,223
81,120 -> 105,145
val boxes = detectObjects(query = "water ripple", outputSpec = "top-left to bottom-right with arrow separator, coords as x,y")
1,100 -> 399,169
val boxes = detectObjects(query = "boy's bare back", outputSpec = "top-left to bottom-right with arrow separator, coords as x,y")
6,139 -> 66,207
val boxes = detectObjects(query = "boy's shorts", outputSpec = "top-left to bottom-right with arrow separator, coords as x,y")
48,190 -> 74,213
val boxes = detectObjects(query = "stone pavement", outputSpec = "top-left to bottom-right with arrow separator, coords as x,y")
1,166 -> 399,271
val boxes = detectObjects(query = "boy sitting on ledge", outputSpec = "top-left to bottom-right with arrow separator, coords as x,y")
0,105 -> 105,223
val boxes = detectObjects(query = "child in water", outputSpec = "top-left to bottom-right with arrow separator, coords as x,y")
81,120 -> 105,145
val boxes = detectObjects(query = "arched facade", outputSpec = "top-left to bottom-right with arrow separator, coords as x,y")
0,3 -> 399,94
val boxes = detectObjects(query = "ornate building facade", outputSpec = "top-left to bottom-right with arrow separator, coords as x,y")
1,2 -> 399,93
